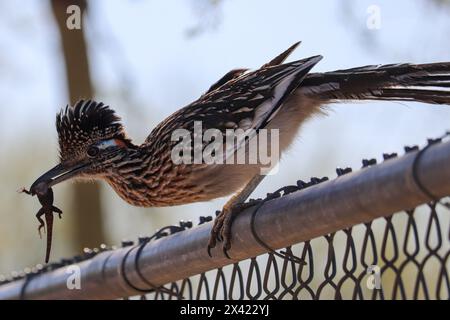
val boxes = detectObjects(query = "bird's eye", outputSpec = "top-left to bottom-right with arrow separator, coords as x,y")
87,146 -> 100,158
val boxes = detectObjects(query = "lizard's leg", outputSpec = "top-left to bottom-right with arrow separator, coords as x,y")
36,208 -> 46,239
52,206 -> 63,219
208,174 -> 266,257
18,188 -> 31,195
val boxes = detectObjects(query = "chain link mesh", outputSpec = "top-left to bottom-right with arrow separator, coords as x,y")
137,201 -> 449,300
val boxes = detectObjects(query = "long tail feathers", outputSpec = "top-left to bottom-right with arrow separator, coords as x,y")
302,62 -> 450,105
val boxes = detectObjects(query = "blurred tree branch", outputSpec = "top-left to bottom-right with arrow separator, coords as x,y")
341,0 -> 450,57
432,0 -> 450,9
50,0 -> 105,250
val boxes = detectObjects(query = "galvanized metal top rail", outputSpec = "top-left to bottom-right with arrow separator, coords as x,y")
0,138 -> 449,300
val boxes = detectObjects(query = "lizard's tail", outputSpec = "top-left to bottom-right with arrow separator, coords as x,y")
44,213 -> 53,263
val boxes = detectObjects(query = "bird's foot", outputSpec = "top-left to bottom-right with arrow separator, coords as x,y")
207,201 -> 258,258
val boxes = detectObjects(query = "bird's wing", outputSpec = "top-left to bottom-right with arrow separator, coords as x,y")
144,54 -> 322,160
196,55 -> 323,133
205,68 -> 249,94
261,41 -> 301,68
204,41 -> 302,95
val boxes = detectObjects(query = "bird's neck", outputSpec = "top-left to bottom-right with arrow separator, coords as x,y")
103,144 -> 207,207
102,146 -> 150,206
103,145 -> 172,207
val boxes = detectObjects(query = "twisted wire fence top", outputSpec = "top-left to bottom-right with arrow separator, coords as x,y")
0,134 -> 449,300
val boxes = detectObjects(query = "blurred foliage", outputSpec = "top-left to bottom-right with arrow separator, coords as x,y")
185,0 -> 224,37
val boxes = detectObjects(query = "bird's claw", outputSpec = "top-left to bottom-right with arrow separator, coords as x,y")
207,206 -> 232,258
207,202 -> 255,259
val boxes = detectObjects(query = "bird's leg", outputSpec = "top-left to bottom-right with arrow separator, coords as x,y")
208,174 -> 266,257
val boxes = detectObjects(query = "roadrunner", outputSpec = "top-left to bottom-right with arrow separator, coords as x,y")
30,42 -> 450,256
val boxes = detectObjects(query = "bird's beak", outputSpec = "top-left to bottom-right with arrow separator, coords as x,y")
30,162 -> 88,191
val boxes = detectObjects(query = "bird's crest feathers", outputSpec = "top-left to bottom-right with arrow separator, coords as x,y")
56,100 -> 129,161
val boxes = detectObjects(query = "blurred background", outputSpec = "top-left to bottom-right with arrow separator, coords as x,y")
0,0 -> 449,275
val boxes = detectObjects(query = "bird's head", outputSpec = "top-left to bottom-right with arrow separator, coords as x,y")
30,100 -> 135,191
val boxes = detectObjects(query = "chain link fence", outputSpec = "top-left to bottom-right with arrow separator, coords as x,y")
140,201 -> 448,300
